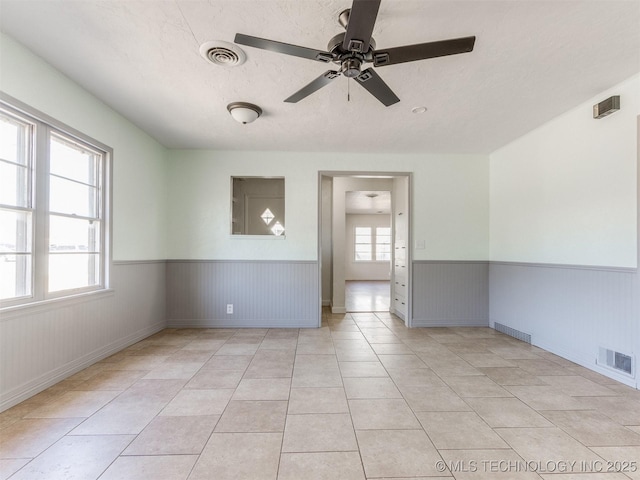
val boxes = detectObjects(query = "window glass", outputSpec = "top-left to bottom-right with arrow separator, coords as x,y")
49,176 -> 98,217
50,134 -> 99,184
0,254 -> 32,300
354,225 -> 392,262
0,99 -> 110,306
355,227 -> 372,261
376,227 -> 392,261
49,253 -> 100,292
49,216 -> 100,253
48,133 -> 103,294
0,108 -> 33,301
231,177 -> 284,235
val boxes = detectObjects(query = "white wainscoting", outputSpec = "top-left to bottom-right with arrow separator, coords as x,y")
490,262 -> 639,388
166,260 -> 320,328
412,261 -> 490,327
0,261 -> 166,412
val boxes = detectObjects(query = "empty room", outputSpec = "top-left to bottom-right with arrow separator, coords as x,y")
0,0 -> 639,479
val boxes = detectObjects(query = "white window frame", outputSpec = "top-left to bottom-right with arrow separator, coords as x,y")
0,93 -> 112,310
354,225 -> 391,262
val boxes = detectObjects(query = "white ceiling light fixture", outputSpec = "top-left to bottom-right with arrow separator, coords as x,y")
199,40 -> 246,67
227,102 -> 262,124
411,106 -> 428,114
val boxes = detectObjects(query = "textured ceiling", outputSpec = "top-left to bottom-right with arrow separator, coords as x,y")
1,0 -> 639,153
346,191 -> 391,214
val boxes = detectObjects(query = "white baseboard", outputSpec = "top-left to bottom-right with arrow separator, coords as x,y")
412,318 -> 489,327
532,335 -> 638,389
0,322 -> 165,413
166,318 -> 318,328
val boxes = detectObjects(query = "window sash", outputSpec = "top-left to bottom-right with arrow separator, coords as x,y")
46,131 -> 105,296
0,96 -> 111,308
0,107 -> 35,302
354,225 -> 391,262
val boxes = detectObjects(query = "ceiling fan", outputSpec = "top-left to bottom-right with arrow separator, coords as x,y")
234,0 -> 476,107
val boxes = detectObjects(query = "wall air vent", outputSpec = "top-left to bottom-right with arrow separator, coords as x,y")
494,322 -> 531,344
593,95 -> 620,119
597,347 -> 634,377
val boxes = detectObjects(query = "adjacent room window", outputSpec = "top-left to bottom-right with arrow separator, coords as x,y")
375,226 -> 391,261
354,226 -> 391,261
0,98 -> 111,307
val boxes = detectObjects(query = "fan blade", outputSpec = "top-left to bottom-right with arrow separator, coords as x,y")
355,68 -> 399,106
235,33 -> 335,63
342,0 -> 381,53
284,71 -> 340,103
373,36 -> 476,67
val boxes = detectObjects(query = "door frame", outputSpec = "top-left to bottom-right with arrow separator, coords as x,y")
317,171 -> 413,327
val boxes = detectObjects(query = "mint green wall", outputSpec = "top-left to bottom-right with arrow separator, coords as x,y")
0,33 -> 168,261
490,74 -> 639,268
165,150 -> 490,261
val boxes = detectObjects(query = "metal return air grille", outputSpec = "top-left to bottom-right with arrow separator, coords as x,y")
598,347 -> 634,376
494,322 -> 532,344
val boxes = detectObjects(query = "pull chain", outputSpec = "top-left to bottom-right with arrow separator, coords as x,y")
347,78 -> 350,102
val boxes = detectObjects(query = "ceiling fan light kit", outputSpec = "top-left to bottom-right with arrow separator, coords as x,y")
234,0 -> 476,107
227,102 -> 262,124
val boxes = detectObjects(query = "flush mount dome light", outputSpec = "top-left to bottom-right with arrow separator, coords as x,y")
227,102 -> 262,124
199,40 -> 246,66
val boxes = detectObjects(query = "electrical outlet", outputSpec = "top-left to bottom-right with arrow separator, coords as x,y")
226,304 -> 233,314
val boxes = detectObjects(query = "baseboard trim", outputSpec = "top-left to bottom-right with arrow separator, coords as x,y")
166,319 -> 318,329
166,259 -> 317,264
532,334 -> 638,389
412,318 -> 489,327
0,321 -> 165,412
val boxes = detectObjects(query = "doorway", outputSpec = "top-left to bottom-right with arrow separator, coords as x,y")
345,280 -> 390,312
318,172 -> 411,326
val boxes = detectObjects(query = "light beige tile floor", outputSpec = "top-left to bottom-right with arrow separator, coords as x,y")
1,310 -> 640,480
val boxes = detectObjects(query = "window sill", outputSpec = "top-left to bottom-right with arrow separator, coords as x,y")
0,288 -> 115,320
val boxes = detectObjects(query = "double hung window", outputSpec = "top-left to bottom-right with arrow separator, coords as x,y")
0,98 -> 111,307
354,226 -> 391,262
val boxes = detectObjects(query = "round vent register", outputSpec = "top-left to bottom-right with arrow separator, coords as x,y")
199,40 -> 246,67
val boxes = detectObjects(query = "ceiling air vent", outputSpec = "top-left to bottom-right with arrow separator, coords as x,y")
199,41 -> 246,67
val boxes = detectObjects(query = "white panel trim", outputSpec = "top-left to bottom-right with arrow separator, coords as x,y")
414,318 -> 489,327
0,321 -> 164,412
167,319 -> 317,329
